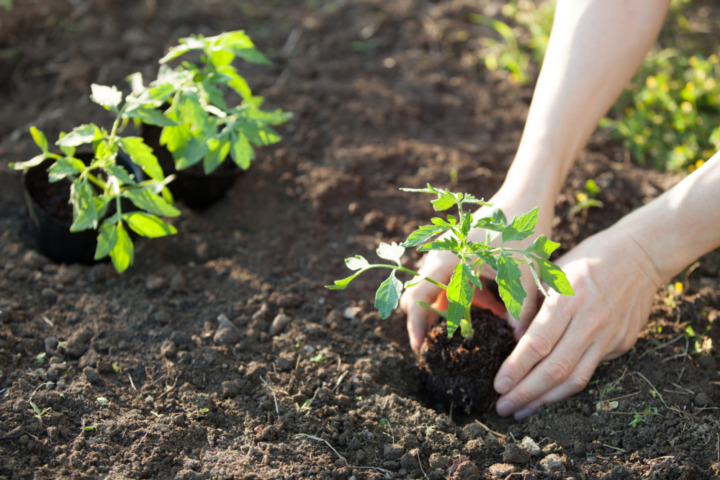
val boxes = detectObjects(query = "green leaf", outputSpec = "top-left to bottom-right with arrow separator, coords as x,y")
94,221 -> 118,260
159,43 -> 193,64
161,124 -> 207,169
374,272 -> 403,319
243,123 -> 282,146
109,223 -> 133,273
48,157 -> 85,181
460,210 -> 473,237
30,126 -> 49,153
417,237 -> 460,252
475,208 -> 507,231
326,271 -> 365,290
57,124 -> 100,148
229,132 -> 254,170
462,262 -> 483,289
69,180 -> 98,232
376,242 -> 405,266
119,137 -> 164,181
219,66 -> 252,99
90,84 -> 122,111
536,259 -> 575,296
502,207 -> 538,243
106,164 -> 138,186
527,234 -> 559,260
124,106 -> 178,127
124,189 -> 181,217
497,253 -> 526,320
11,154 -> 48,170
123,212 -> 177,238
203,134 -> 231,174
402,224 -> 447,248
445,300 -> 466,337
345,255 -> 370,271
431,195 -> 456,211
209,48 -> 234,68
447,263 -> 473,307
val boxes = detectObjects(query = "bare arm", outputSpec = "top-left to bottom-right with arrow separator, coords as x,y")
504,0 -> 671,206
493,0 -> 720,420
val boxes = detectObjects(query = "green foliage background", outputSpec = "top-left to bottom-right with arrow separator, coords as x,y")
476,0 -> 720,172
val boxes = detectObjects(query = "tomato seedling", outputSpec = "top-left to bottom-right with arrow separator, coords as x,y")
12,84 -> 180,273
128,30 -> 292,174
327,184 -> 574,338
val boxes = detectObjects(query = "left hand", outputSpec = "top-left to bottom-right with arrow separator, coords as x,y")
493,225 -> 663,420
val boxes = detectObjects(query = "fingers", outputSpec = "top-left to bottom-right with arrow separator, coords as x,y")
507,347 -> 604,421
401,279 -> 443,352
494,294 -> 572,396
495,318 -> 603,418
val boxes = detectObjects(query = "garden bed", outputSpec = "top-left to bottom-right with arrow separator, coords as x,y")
1,1 -> 718,479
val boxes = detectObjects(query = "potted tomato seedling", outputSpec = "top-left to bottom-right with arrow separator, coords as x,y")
328,184 -> 574,412
12,84 -> 180,273
130,30 -> 292,208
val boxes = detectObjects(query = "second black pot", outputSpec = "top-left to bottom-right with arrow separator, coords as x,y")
142,124 -> 243,209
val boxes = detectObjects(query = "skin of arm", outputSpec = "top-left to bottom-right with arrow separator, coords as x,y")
400,0 -> 708,417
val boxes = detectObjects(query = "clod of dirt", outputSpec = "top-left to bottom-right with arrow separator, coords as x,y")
417,308 -> 516,413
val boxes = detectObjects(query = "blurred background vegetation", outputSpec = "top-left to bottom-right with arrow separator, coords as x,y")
474,0 -> 720,173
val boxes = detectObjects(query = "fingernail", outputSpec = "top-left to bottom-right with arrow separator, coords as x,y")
496,398 -> 514,416
514,408 -> 534,421
495,376 -> 512,394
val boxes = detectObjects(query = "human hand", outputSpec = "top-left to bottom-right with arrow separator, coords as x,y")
493,225 -> 663,420
399,194 -> 554,352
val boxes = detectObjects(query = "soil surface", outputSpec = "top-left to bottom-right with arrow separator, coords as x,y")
1,1 -> 719,479
418,308 -> 516,415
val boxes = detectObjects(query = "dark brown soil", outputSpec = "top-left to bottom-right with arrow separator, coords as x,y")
1,1 -> 719,479
419,308 -> 516,415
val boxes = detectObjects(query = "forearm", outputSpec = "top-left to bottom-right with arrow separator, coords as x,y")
502,0 -> 670,205
616,153 -> 720,284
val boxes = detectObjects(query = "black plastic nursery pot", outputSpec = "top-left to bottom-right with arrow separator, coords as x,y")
22,152 -> 142,265
142,125 -> 243,209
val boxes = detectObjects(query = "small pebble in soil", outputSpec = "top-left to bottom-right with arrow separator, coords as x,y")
400,450 -> 419,470
383,444 -> 404,461
276,356 -> 293,371
83,367 -> 101,384
693,392 -> 710,407
276,293 -> 302,308
460,422 -> 484,441
170,331 -> 190,348
65,328 -> 93,358
519,436 -> 541,456
145,275 -> 166,291
323,309 -> 344,329
269,313 -> 291,336
488,463 -> 516,479
540,453 -> 565,474
428,453 -> 451,470
503,443 -> 531,465
44,337 -> 58,353
47,426 -> 60,440
221,380 -> 242,398
160,339 -> 177,359
214,327 -> 240,346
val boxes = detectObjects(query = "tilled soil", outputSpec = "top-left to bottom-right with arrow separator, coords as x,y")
1,1 -> 719,479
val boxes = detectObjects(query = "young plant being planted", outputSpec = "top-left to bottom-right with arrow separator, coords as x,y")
328,184 -> 574,412
12,84 -> 180,273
